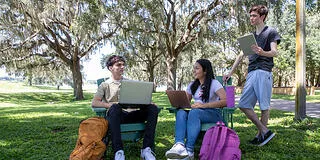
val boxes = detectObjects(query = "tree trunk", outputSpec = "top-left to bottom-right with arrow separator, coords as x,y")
295,0 -> 306,121
316,70 -> 320,87
278,75 -> 282,87
177,68 -> 184,90
235,71 -> 244,86
147,63 -> 156,92
310,67 -> 315,86
71,58 -> 84,100
28,77 -> 32,86
166,56 -> 177,90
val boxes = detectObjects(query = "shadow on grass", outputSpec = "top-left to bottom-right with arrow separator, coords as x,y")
234,109 -> 320,160
0,92 -> 93,105
0,92 -> 320,159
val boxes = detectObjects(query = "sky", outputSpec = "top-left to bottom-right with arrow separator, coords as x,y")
83,44 -> 115,80
0,67 -> 7,77
82,53 -> 110,81
0,44 -> 115,81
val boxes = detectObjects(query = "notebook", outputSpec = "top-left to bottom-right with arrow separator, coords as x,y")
166,90 -> 191,108
237,33 -> 257,55
118,80 -> 153,107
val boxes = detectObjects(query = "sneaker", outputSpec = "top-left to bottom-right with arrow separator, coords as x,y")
168,151 -> 194,160
114,150 -> 125,160
186,151 -> 194,160
165,143 -> 188,159
258,130 -> 275,146
141,147 -> 156,160
248,136 -> 260,145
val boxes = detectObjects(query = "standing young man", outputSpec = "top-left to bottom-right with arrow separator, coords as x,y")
92,55 -> 159,160
223,5 -> 281,146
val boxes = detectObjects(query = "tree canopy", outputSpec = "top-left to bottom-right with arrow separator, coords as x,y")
0,0 -> 118,100
1,0 -> 319,100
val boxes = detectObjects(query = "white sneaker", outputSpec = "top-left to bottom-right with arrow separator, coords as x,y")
141,147 -> 156,160
186,151 -> 194,160
165,143 -> 188,159
169,151 -> 194,160
114,150 -> 125,160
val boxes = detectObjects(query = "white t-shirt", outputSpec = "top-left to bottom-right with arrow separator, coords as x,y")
186,79 -> 223,103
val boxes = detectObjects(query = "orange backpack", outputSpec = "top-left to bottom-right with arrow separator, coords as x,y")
70,117 -> 108,160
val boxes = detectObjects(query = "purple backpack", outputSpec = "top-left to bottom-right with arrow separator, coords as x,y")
199,121 -> 241,160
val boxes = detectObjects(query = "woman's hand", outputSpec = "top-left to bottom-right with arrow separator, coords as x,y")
191,102 -> 205,108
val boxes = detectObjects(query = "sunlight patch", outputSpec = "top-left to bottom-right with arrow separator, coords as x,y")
156,142 -> 168,148
0,140 -> 10,146
268,118 -> 283,125
7,112 -> 69,119
0,102 -> 18,107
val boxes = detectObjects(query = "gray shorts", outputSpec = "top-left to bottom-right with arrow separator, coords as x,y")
238,69 -> 273,110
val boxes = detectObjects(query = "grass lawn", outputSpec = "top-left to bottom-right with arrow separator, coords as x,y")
0,81 -> 320,160
272,93 -> 320,103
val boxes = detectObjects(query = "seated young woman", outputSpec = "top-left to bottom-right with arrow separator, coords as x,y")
165,59 -> 226,160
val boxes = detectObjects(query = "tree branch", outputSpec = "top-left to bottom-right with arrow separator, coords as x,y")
42,24 -> 71,64
0,31 -> 40,52
174,0 -> 220,55
79,27 -> 119,58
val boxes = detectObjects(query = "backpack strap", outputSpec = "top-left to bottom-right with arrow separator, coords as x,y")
211,121 -> 228,160
203,123 -> 220,160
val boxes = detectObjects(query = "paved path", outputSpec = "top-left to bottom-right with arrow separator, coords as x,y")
235,96 -> 320,118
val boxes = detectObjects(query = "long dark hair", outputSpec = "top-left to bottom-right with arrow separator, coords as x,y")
190,59 -> 215,103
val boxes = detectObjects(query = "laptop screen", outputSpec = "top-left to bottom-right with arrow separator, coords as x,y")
118,80 -> 153,106
166,90 -> 191,108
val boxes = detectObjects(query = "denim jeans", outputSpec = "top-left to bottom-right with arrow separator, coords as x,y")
174,108 -> 221,151
107,104 -> 159,153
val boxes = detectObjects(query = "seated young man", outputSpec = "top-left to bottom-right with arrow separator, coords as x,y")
92,55 -> 159,160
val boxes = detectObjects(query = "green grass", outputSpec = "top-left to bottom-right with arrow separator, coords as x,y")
1,81 -> 320,160
272,94 -> 320,103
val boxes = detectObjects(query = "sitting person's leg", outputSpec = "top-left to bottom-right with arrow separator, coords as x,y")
165,109 -> 189,159
107,104 -> 125,159
175,109 -> 188,144
122,104 -> 158,160
141,104 -> 158,160
185,108 -> 221,156
141,104 -> 158,149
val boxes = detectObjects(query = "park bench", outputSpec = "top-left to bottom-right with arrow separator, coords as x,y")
91,78 -> 162,142
167,76 -> 236,130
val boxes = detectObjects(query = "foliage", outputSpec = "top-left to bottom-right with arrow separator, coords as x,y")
110,0 -> 229,90
1,0 -> 320,99
0,82 -> 320,159
0,0 -> 118,100
268,1 -> 320,87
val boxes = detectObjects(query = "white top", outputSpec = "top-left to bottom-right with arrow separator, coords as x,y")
186,79 -> 223,103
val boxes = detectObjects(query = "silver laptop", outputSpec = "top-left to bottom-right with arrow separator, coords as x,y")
119,80 -> 153,106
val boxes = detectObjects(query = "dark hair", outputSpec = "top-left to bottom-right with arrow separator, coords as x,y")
106,55 -> 126,70
190,59 -> 215,103
249,5 -> 268,21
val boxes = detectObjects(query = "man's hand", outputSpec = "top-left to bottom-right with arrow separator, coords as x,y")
104,102 -> 118,108
251,44 -> 264,55
223,74 -> 232,82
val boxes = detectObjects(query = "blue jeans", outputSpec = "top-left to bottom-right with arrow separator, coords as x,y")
174,108 -> 221,151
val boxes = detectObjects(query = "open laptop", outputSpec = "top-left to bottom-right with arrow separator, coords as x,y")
118,80 -> 153,107
237,33 -> 257,55
166,90 -> 191,108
